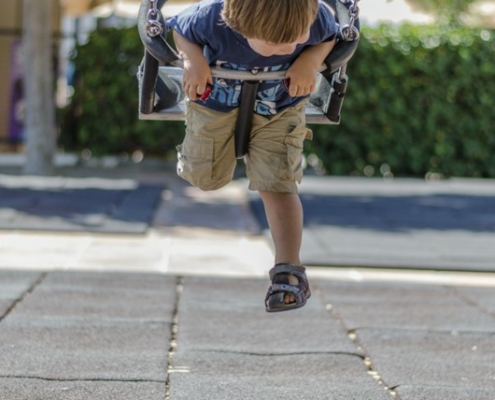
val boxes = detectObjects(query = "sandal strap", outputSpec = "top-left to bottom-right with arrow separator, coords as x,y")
269,283 -> 301,295
265,263 -> 310,303
269,263 -> 306,280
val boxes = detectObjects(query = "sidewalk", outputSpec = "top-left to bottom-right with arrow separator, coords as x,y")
1,163 -> 495,399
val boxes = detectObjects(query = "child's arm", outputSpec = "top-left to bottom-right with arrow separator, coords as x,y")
173,30 -> 212,101
285,39 -> 336,98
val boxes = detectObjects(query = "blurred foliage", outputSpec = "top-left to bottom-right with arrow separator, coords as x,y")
59,27 -> 184,157
308,24 -> 495,178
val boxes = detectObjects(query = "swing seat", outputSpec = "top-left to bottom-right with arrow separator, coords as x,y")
137,65 -> 346,125
136,0 -> 360,156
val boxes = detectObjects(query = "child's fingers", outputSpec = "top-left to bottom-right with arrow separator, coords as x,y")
288,81 -> 315,97
183,80 -> 207,101
196,83 -> 207,96
184,82 -> 199,100
285,72 -> 316,97
289,84 -> 299,97
183,72 -> 212,101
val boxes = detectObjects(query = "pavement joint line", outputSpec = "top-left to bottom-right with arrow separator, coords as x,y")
0,375 -> 167,383
446,286 -> 495,320
0,271 -> 48,323
344,329 -> 400,400
190,349 -> 362,358
314,285 -> 401,400
165,276 -> 184,400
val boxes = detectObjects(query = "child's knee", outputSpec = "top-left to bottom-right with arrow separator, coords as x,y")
176,145 -> 232,191
178,175 -> 231,191
178,170 -> 230,191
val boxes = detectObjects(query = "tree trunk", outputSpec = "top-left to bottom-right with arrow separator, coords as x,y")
22,0 -> 56,175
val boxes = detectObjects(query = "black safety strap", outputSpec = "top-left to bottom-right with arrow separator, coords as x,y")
234,81 -> 259,158
139,50 -> 159,114
320,0 -> 360,122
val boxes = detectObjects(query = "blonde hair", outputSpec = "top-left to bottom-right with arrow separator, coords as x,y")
222,0 -> 319,44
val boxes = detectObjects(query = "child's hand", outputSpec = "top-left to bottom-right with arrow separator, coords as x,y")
182,58 -> 212,101
285,40 -> 336,97
285,60 -> 318,97
173,30 -> 213,101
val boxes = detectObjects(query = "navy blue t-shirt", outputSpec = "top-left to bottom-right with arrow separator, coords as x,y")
167,0 -> 337,116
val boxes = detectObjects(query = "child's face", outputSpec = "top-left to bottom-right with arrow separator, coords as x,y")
247,31 -> 310,57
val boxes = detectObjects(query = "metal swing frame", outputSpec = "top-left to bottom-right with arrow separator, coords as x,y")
137,0 -> 360,158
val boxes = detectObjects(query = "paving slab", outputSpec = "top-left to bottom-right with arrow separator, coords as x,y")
316,280 -> 495,332
170,352 -> 391,400
355,328 -> 495,394
301,226 -> 443,268
0,272 -> 176,382
395,384 -> 495,400
0,270 -> 43,318
0,317 -> 169,381
10,271 -> 178,320
0,378 -> 166,400
453,286 -> 495,316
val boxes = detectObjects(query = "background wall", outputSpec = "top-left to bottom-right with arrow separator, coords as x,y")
0,2 -> 21,149
0,0 -> 60,150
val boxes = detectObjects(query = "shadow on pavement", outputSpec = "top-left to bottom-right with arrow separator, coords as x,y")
0,179 -> 164,234
251,193 -> 495,233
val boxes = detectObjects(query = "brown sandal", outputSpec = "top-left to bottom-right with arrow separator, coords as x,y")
265,263 -> 311,312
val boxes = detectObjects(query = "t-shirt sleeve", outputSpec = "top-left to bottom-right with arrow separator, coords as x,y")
166,3 -> 216,46
310,3 -> 339,44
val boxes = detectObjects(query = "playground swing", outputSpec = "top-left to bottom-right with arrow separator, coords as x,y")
137,0 -> 360,158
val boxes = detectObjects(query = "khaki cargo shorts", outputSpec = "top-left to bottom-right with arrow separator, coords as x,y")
176,100 -> 312,193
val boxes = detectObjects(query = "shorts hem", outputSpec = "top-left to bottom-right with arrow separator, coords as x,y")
248,180 -> 299,194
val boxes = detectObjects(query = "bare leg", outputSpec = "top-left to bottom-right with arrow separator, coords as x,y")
259,191 -> 303,304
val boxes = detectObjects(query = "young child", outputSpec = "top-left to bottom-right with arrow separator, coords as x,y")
167,0 -> 337,312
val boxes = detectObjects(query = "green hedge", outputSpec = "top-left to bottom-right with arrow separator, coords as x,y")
308,25 -> 495,178
59,27 -> 184,157
60,25 -> 495,177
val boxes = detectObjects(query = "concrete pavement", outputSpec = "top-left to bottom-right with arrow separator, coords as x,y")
1,162 -> 495,399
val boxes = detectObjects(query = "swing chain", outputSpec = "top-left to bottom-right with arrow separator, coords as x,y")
146,0 -> 164,38
339,0 -> 360,41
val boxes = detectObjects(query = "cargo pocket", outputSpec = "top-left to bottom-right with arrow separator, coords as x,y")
176,133 -> 214,189
283,125 -> 312,182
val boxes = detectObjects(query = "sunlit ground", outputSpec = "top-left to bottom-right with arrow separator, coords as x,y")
308,266 -> 495,288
